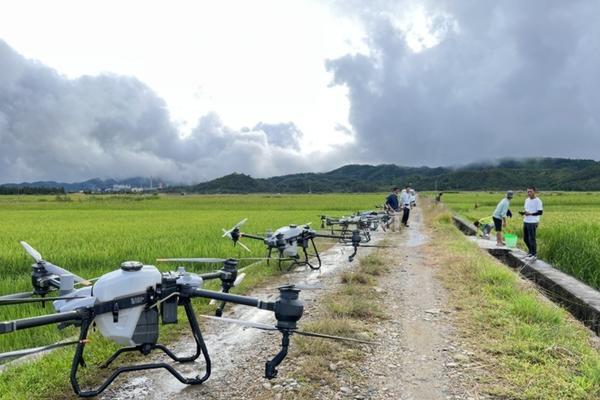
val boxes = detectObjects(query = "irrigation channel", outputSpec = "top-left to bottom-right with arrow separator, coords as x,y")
452,215 -> 600,336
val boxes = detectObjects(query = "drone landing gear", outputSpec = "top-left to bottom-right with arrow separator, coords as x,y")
300,238 -> 322,270
70,301 -> 211,397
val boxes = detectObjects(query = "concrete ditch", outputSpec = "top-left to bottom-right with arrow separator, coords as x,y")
452,215 -> 600,335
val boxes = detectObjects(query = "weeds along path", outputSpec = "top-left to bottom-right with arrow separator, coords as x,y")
100,234 -> 383,400
358,206 -> 471,400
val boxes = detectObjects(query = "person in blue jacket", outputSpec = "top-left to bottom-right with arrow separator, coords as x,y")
384,187 -> 400,231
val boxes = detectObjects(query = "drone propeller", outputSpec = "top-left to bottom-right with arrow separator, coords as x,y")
236,241 -> 251,252
156,257 -> 274,264
0,339 -> 87,361
222,219 -> 252,253
275,283 -> 324,291
20,241 -> 90,285
0,296 -> 87,306
221,218 -> 248,238
233,273 -> 246,287
0,291 -> 35,300
199,315 -> 375,344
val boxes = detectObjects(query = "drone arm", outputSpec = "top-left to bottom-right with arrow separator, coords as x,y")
197,271 -> 223,281
188,288 -> 275,311
239,233 -> 265,241
0,310 -> 83,334
313,233 -> 348,240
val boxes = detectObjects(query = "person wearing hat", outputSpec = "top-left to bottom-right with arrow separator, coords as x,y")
492,190 -> 514,246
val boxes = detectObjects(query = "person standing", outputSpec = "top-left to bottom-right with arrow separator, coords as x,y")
492,190 -> 513,246
521,187 -> 543,260
384,187 -> 400,231
400,185 -> 412,227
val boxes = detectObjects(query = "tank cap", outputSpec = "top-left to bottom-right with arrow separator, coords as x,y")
289,224 -> 297,228
120,261 -> 143,271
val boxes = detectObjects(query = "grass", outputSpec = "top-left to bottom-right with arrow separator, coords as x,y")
0,193 -> 385,399
426,202 -> 600,399
441,191 -> 600,289
286,252 -> 387,398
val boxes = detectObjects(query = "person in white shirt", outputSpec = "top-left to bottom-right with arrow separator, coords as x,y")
400,185 -> 412,227
409,189 -> 417,207
520,186 -> 543,259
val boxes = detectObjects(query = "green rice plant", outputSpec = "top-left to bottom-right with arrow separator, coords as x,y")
440,191 -> 600,289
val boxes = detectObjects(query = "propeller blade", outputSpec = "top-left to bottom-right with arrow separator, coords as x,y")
19,241 -> 90,285
277,283 -> 324,291
19,241 -> 42,263
222,218 -> 248,237
0,340 -> 86,361
157,257 -> 274,264
157,258 -> 227,263
199,315 -> 278,331
294,330 -> 375,344
43,262 -> 89,285
0,292 -> 34,300
0,296 -> 87,306
237,241 -> 251,252
233,272 -> 246,287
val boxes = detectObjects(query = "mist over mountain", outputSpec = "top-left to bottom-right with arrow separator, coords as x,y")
178,158 -> 600,193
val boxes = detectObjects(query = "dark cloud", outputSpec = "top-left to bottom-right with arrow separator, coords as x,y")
3,0 -> 599,184
327,0 -> 600,166
0,40 -> 332,183
251,122 -> 303,150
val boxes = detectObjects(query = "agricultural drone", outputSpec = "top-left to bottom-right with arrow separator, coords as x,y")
221,218 -> 385,268
0,242 -> 372,397
320,208 -> 392,239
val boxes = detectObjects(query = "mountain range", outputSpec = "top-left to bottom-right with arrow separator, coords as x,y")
178,158 -> 600,193
2,158 -> 600,194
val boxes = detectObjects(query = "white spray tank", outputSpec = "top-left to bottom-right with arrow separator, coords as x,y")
92,261 -> 162,346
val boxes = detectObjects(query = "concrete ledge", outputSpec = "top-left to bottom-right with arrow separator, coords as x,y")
468,237 -> 600,335
452,215 -> 477,236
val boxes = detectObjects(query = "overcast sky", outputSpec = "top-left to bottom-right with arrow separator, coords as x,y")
1,0 -> 599,183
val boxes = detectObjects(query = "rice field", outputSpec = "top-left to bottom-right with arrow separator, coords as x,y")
0,193 -> 385,354
442,192 -> 600,290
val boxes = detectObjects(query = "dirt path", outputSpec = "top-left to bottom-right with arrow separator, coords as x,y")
359,206 -> 471,400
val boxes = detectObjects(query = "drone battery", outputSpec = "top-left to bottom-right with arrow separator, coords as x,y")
160,299 -> 178,324
159,276 -> 179,324
131,308 -> 159,345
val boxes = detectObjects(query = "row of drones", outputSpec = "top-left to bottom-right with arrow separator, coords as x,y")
0,208 -> 393,397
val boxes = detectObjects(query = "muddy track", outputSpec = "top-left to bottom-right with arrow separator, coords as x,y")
357,207 -> 473,400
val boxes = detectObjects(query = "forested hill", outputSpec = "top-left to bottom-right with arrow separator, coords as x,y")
182,158 -> 600,193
